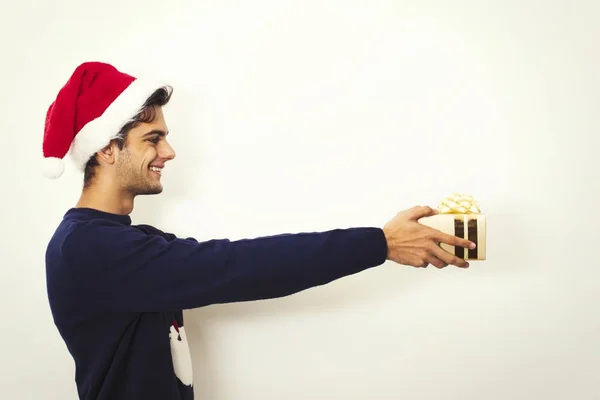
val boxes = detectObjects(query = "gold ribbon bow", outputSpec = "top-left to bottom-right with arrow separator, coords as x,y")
437,193 -> 481,214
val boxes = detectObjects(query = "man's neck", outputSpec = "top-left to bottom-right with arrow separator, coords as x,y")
76,185 -> 135,215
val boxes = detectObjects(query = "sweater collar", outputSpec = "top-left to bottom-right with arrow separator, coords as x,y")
64,207 -> 132,226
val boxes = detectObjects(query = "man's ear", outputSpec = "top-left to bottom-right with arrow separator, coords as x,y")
96,141 -> 117,165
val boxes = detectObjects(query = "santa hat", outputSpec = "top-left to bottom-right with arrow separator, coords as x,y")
42,61 -> 168,179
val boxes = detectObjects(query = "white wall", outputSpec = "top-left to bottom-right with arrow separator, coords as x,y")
2,0 -> 599,398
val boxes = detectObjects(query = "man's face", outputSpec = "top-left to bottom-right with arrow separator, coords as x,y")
115,106 -> 176,195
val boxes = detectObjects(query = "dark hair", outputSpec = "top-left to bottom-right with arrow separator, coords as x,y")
83,86 -> 173,188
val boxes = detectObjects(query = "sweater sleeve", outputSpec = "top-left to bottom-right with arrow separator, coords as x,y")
61,220 -> 388,313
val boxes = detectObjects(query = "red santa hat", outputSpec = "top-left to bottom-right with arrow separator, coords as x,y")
42,61 -> 168,178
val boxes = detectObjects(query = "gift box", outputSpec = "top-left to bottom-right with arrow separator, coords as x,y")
419,194 -> 486,260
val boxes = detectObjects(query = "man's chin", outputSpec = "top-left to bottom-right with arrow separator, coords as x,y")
133,185 -> 163,196
147,186 -> 163,195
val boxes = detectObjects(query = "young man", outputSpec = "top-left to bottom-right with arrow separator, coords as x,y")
43,61 -> 475,400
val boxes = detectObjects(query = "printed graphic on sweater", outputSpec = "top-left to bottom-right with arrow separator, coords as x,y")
170,319 -> 194,386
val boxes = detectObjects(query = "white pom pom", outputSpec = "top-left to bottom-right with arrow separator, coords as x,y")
43,157 -> 65,179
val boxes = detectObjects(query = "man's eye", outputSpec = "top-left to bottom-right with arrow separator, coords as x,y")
148,137 -> 160,144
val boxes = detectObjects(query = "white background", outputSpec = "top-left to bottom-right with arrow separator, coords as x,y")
2,0 -> 599,399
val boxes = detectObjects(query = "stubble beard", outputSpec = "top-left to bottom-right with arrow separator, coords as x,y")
116,149 -> 163,196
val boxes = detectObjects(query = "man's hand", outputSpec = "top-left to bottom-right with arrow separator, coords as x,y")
382,205 -> 476,269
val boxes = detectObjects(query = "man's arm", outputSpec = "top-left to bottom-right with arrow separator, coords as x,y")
61,221 -> 388,313
61,206 -> 474,314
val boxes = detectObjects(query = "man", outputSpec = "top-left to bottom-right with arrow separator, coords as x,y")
43,61 -> 475,400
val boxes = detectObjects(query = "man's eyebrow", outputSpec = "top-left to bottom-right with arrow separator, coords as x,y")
142,129 -> 169,137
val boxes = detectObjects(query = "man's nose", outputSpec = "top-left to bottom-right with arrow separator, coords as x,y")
160,141 -> 176,160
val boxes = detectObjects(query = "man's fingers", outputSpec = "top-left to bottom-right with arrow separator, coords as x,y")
429,243 -> 469,268
408,205 -> 438,220
428,256 -> 448,269
435,231 -> 476,250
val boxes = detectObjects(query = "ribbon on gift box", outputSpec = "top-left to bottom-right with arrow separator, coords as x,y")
437,193 -> 481,214
436,193 -> 482,259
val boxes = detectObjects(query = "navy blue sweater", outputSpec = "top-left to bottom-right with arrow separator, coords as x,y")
45,207 -> 388,399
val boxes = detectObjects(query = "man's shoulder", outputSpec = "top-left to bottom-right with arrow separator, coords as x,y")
53,216 -> 129,242
47,215 -> 145,263
132,224 -> 194,242
133,223 -> 172,238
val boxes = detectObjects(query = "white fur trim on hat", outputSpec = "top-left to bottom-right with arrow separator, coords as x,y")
69,78 -> 168,171
43,157 -> 65,179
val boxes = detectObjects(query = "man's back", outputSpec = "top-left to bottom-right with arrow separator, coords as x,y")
46,208 -> 194,399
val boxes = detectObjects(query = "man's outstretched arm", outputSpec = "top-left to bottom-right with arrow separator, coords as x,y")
61,206 -> 474,313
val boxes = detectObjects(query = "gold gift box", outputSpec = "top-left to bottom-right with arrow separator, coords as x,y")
418,194 -> 486,260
